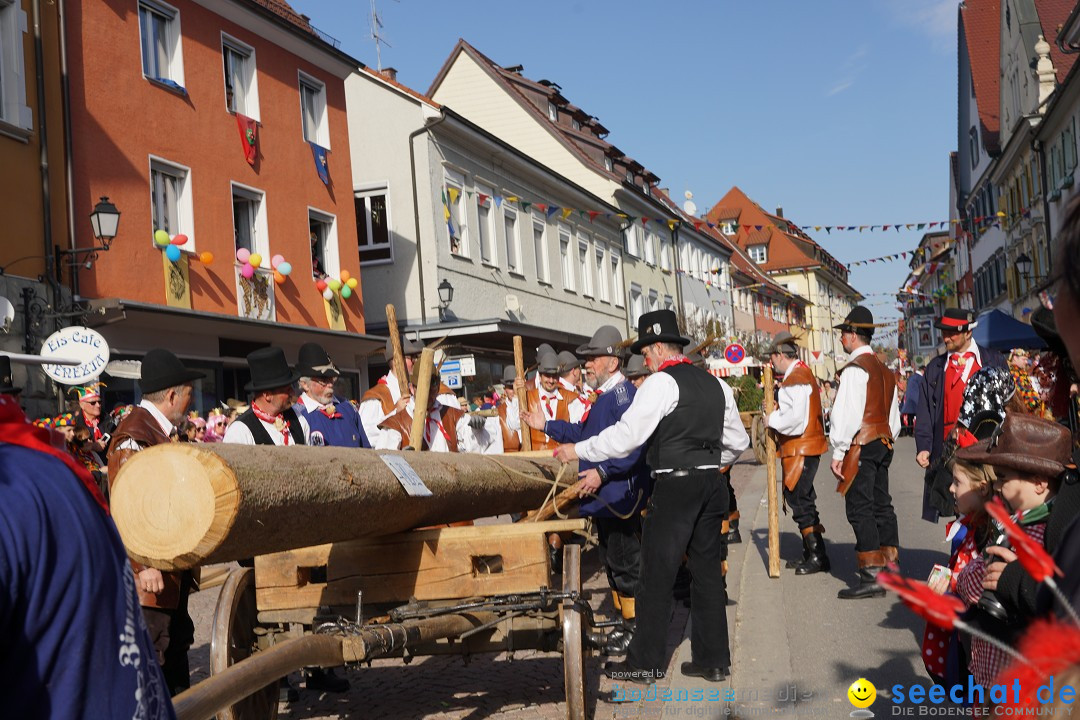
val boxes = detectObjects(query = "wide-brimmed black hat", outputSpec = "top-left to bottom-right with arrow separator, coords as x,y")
244,347 -> 301,392
631,310 -> 692,354
296,342 -> 340,378
383,336 -> 425,362
834,306 -> 877,337
140,348 -> 205,394
0,355 -> 21,395
934,307 -> 977,333
576,325 -> 624,357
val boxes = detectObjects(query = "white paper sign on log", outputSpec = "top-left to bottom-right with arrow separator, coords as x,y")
380,454 -> 433,497
40,326 -> 110,384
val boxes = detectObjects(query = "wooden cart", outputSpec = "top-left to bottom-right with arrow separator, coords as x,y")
740,410 -> 768,465
178,518 -> 594,720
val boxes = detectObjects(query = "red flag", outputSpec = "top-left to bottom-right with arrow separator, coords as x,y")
587,210 -> 601,223
236,113 -> 258,165
877,569 -> 966,630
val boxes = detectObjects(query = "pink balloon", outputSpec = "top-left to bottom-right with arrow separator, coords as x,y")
240,263 -> 255,279
271,254 -> 285,269
236,247 -> 251,263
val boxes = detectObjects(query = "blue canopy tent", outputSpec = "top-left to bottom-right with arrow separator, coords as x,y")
972,309 -> 1047,351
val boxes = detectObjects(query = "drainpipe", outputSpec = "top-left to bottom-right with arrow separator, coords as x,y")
32,0 -> 62,308
669,222 -> 683,315
408,108 -> 448,328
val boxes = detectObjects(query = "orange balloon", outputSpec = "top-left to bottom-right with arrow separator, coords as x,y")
199,251 -> 214,265
340,269 -> 351,282
274,270 -> 286,284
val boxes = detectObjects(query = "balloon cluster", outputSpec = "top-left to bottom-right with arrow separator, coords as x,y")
315,269 -> 358,301
154,229 -> 213,265
235,248 -> 293,282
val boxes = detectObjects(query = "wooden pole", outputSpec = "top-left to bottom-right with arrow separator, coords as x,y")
764,364 -> 780,578
409,347 -> 435,451
385,304 -> 410,402
524,479 -> 584,522
513,335 -> 532,451
110,444 -> 574,570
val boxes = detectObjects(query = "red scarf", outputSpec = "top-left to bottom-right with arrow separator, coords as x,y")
252,404 -> 292,445
0,394 -> 108,514
657,355 -> 691,372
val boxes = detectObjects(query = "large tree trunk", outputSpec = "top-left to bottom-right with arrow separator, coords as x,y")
110,444 -> 573,571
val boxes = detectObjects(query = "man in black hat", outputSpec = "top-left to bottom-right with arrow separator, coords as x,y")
359,336 -> 457,448
829,306 -> 901,599
914,307 -> 1005,520
555,310 -> 747,684
223,347 -> 309,446
107,348 -> 205,695
293,342 -> 369,449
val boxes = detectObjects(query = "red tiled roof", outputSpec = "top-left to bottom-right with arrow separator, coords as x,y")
249,0 -> 314,33
744,228 -> 771,245
711,207 -> 741,222
960,0 -> 1001,151
1036,0 -> 1079,83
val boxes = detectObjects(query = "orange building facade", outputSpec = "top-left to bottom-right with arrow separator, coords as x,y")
64,0 -> 379,404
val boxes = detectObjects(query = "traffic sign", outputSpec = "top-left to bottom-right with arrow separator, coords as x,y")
442,373 -> 462,389
724,343 -> 745,364
440,359 -> 461,375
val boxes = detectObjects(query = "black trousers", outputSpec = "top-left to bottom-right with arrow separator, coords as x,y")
595,514 -> 642,599
629,468 -> 729,673
844,440 -> 899,553
142,573 -> 194,695
783,455 -> 821,531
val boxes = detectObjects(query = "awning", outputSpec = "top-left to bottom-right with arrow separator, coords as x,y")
84,298 -> 386,370
398,317 -> 596,357
972,309 -> 1047,351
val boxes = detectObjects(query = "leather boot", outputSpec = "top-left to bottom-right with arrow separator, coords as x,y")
881,545 -> 900,571
786,524 -> 820,568
725,511 -> 742,544
604,617 -> 635,655
794,531 -> 830,575
837,551 -> 886,599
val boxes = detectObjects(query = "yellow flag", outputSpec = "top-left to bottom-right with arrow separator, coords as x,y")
561,208 -> 573,219
447,187 -> 460,205
666,219 -> 678,230
443,203 -> 451,221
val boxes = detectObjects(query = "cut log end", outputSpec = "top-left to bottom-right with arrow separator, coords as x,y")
111,444 -> 240,571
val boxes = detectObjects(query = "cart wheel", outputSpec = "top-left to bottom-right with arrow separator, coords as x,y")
561,544 -> 586,720
210,567 -> 279,720
751,413 -> 768,466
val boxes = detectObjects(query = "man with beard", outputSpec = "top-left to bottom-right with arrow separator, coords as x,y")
293,343 -> 369,449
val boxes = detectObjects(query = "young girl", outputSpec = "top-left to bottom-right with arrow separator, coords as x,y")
923,458 -> 995,683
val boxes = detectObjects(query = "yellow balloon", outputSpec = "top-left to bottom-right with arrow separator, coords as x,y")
346,278 -> 358,289
248,253 -> 263,268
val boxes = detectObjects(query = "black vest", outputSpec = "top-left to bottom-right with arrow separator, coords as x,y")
646,363 -> 726,471
237,407 -> 306,446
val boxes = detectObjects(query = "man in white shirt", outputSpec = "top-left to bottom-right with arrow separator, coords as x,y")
764,332 -> 830,575
106,348 -> 204,695
555,310 -> 749,685
223,347 -> 310,446
828,307 -> 901,600
509,353 -> 586,450
358,337 -> 457,448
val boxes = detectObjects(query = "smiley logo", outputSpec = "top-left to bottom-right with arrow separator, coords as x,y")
847,678 -> 876,709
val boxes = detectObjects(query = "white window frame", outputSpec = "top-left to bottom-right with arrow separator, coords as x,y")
221,33 -> 259,120
559,225 -> 575,292
533,215 -> 550,284
356,185 -> 392,265
148,156 -> 195,251
138,0 -> 185,89
503,204 -> 522,275
660,237 -> 672,272
624,224 -> 640,257
231,182 -> 268,259
445,169 -> 468,258
648,289 -> 659,312
547,101 -> 558,122
644,229 -> 656,266
578,233 -> 593,298
611,248 -> 624,308
298,70 -> 329,148
604,156 -> 613,172
476,183 -> 496,266
596,241 -> 609,303
664,294 -> 674,311
749,244 -> 768,264
629,283 -> 643,324
0,0 -> 32,132
308,207 -> 340,280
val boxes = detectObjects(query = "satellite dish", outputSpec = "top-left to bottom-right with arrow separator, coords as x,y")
0,296 -> 13,334
505,294 -> 521,314
683,190 -> 697,216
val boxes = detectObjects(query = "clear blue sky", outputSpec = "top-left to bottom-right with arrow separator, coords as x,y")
292,0 -> 958,335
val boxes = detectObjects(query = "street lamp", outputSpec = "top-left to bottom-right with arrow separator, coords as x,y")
56,196 -> 122,302
437,279 -> 454,321
1015,252 -> 1033,280
88,196 -> 121,247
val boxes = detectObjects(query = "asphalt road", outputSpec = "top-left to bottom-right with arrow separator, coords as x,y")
186,439 -> 944,719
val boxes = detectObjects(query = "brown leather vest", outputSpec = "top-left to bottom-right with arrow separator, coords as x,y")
106,406 -> 183,610
497,401 -> 521,452
526,387 -> 574,450
379,404 -> 464,451
363,379 -> 457,416
777,363 -> 829,458
844,352 -> 896,445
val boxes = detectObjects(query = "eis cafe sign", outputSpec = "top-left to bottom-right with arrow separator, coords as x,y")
40,327 -> 110,385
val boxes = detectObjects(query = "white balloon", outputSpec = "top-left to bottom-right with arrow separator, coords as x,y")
322,288 -> 334,301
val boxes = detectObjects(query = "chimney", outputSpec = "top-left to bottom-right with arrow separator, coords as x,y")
775,206 -> 784,218
380,67 -> 398,82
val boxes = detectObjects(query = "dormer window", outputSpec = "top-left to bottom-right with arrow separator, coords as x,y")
572,117 -> 581,131
748,244 -> 768,264
604,156 -> 613,172
626,170 -> 634,184
643,183 -> 651,196
547,101 -> 557,122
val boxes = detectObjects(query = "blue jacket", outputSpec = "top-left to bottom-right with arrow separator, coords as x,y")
915,345 -> 1006,465
293,397 -> 371,448
900,373 -> 923,415
544,380 -> 651,518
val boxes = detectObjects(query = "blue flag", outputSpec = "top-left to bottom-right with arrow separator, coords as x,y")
309,142 -> 329,185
